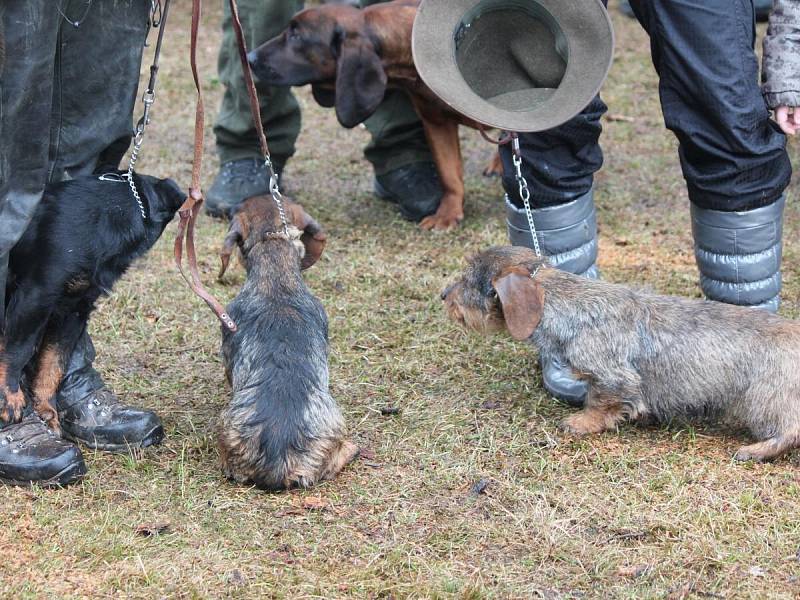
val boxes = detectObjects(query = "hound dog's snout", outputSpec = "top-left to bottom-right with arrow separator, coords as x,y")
440,284 -> 455,301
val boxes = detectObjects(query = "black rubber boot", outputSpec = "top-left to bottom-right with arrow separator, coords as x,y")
374,162 -> 443,222
691,196 -> 784,313
754,0 -> 772,22
57,331 -> 164,452
0,414 -> 86,487
205,158 -> 284,219
506,190 -> 599,407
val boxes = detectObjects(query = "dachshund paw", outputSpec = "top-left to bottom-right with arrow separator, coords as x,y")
33,400 -> 61,435
0,387 -> 26,424
560,412 -> 606,436
419,211 -> 463,232
482,152 -> 504,178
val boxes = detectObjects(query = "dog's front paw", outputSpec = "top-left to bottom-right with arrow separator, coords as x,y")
560,411 -> 606,436
0,387 -> 26,424
482,152 -> 503,178
33,398 -> 61,435
420,210 -> 463,232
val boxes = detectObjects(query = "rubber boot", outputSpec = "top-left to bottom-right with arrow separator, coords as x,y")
506,190 -> 599,406
691,196 -> 784,313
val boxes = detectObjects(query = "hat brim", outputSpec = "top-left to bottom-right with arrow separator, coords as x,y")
412,0 -> 614,132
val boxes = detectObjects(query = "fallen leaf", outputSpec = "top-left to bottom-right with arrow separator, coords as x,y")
747,565 -> 766,577
134,522 -> 170,537
380,406 -> 400,415
468,478 -> 490,498
616,564 -> 649,578
301,496 -> 329,510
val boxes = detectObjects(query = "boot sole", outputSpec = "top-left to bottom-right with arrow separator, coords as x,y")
0,460 -> 87,488
64,424 -> 165,454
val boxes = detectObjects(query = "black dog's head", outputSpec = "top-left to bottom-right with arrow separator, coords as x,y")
247,4 -> 388,128
218,195 -> 327,278
138,174 -> 186,226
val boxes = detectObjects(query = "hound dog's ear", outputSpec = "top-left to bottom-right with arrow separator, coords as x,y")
492,267 -> 545,341
311,84 -> 336,108
333,33 -> 387,128
218,213 -> 248,280
289,203 -> 327,270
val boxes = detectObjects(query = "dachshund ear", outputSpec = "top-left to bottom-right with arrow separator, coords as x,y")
289,203 -> 327,270
311,83 -> 336,108
218,214 -> 246,280
334,35 -> 387,128
492,268 -> 545,341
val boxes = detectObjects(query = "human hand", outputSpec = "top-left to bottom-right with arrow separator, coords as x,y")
775,106 -> 800,136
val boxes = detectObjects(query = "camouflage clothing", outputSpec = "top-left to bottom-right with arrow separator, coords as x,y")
762,0 -> 800,109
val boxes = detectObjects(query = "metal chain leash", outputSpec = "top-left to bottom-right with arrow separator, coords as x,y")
121,0 -> 170,220
510,133 -> 543,277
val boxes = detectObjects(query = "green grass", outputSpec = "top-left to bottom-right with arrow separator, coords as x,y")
2,1 -> 800,598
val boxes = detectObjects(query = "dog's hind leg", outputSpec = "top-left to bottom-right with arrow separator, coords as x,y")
560,388 -> 628,435
734,433 -> 799,462
0,286 -> 56,423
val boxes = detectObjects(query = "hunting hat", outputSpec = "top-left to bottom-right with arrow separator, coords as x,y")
412,0 -> 614,132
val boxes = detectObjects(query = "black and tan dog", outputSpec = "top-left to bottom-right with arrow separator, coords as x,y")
247,0 -> 502,232
217,195 -> 358,490
1,172 -> 185,432
443,246 -> 800,462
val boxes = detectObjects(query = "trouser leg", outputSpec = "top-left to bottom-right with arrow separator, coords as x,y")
214,0 -> 302,165
630,0 -> 791,310
0,1 -> 61,323
360,0 -> 431,173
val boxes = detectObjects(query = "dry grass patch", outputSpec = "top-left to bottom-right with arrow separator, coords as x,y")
2,2 -> 800,598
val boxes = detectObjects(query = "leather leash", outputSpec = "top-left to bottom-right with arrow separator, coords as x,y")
227,0 -> 290,236
174,0 -> 237,332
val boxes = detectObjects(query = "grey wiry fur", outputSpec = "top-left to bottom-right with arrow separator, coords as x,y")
443,246 -> 800,462
218,196 -> 358,490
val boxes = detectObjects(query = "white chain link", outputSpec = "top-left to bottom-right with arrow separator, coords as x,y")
265,156 -> 290,237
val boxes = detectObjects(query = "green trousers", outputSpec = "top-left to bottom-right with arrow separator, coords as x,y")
213,0 -> 431,174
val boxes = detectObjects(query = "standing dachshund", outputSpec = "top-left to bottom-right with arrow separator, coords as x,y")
443,246 -> 800,462
2,172 -> 185,432
247,0 -> 502,232
218,195 -> 358,490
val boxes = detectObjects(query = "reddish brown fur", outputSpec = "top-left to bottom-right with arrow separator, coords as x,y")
251,0 -> 502,231
30,344 -> 64,434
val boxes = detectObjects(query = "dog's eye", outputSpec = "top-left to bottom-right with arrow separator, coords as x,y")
487,288 -> 497,300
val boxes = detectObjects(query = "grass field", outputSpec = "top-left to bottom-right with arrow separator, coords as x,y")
2,2 -> 800,598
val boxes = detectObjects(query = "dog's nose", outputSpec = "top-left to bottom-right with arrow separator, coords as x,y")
441,284 -> 454,301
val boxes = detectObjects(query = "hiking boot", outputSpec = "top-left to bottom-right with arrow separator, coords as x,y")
0,415 -> 86,487
206,157 -> 284,219
59,388 -> 164,452
374,161 -> 442,222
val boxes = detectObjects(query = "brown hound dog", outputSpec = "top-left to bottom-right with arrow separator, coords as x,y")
247,0 -> 502,232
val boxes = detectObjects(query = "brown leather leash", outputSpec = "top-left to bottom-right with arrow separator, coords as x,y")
175,0 -> 292,332
174,0 -> 237,332
226,0 -> 290,236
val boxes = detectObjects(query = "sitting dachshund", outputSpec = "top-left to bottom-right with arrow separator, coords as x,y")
217,195 -> 358,490
443,246 -> 800,462
2,172 -> 185,432
247,0 -> 502,232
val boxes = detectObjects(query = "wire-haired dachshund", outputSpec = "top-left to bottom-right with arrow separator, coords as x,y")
217,195 -> 358,490
247,0 -> 503,232
443,246 -> 800,462
1,171 -> 185,433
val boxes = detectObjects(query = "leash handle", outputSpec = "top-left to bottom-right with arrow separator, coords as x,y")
172,0 -> 237,333
478,127 -> 513,146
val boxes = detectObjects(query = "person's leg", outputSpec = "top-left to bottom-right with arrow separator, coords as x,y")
499,96 -> 606,407
0,1 -> 86,485
208,0 -> 303,217
360,0 -> 442,222
51,0 -> 165,450
498,0 -> 609,407
631,0 -> 791,311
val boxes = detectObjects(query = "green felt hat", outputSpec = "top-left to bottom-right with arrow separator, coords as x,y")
412,0 -> 614,132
